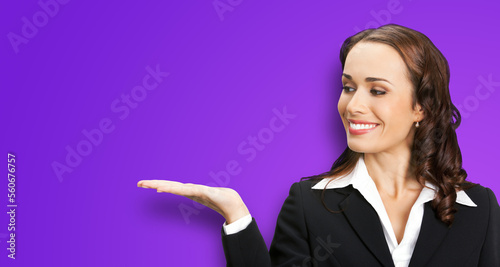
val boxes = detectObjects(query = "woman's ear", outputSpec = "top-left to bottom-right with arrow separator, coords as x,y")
414,103 -> 425,121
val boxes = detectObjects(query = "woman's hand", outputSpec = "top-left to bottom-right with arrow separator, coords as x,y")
137,180 -> 250,224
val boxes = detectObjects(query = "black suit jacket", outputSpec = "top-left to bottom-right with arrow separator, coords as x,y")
221,180 -> 500,267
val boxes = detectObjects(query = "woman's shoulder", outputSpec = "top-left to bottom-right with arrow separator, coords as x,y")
280,179 -> 323,199
291,178 -> 324,191
288,178 -> 353,198
462,183 -> 499,209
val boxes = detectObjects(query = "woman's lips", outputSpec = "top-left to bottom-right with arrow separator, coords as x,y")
348,120 -> 379,135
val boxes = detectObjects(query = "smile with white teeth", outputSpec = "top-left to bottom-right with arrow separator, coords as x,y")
349,123 -> 378,130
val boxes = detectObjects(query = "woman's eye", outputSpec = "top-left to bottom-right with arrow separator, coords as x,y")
342,86 -> 386,96
371,89 -> 386,95
342,86 -> 355,92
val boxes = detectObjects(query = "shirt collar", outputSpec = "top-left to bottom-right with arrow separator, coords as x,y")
311,155 -> 477,207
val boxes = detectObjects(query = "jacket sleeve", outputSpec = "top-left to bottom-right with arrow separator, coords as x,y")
221,217 -> 271,267
221,182 -> 313,267
269,182 -> 313,266
478,187 -> 500,266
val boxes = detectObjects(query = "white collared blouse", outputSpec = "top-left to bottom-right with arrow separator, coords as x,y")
223,156 -> 477,267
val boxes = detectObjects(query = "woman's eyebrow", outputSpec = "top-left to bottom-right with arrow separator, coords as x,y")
342,73 -> 393,85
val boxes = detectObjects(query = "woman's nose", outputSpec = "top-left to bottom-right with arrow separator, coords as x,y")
346,90 -> 368,115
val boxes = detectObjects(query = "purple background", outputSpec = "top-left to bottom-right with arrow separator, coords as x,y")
2,0 -> 499,266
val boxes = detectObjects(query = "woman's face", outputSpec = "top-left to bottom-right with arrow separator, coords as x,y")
337,41 -> 423,154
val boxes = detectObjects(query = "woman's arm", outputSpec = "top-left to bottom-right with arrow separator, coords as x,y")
221,182 -> 313,267
137,180 -> 313,266
221,217 -> 271,266
478,187 -> 500,266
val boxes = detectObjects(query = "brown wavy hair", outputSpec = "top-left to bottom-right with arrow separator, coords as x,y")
302,24 -> 477,227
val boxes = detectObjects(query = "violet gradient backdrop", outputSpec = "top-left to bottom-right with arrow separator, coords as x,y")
1,0 -> 500,266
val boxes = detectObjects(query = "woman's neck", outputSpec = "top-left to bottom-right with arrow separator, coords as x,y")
363,151 -> 423,199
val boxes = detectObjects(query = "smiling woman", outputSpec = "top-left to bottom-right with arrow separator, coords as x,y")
137,24 -> 500,267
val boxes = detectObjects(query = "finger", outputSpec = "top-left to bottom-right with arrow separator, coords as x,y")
137,179 -> 181,188
157,182 -> 204,197
137,180 -> 154,187
138,180 -> 202,196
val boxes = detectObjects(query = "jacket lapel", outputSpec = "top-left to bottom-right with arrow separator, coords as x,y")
408,201 -> 450,267
334,186 -> 395,267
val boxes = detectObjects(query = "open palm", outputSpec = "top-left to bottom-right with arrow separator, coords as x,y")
137,180 -> 250,224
